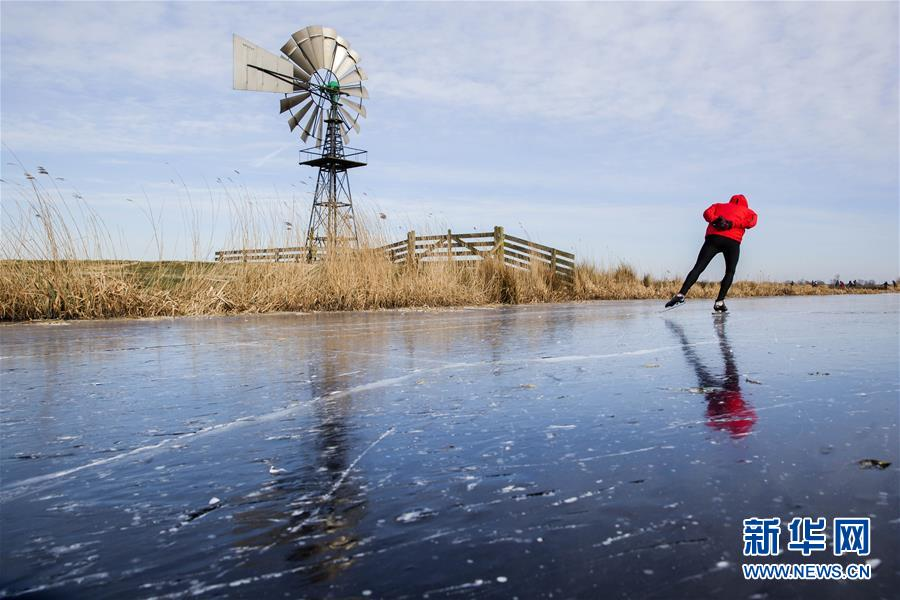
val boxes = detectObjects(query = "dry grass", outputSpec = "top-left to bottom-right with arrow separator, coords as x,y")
0,256 -> 557,320
0,171 -> 894,322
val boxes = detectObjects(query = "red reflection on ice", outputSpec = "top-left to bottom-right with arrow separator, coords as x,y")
705,389 -> 757,438
667,315 -> 757,439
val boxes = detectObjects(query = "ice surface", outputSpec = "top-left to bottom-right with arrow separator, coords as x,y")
1,295 -> 897,598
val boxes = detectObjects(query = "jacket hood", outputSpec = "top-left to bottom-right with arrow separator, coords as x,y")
730,194 -> 748,207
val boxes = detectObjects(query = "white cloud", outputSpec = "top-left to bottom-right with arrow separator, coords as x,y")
366,2 -> 897,160
4,2 -> 896,156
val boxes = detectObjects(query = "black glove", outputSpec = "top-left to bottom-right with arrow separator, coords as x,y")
712,216 -> 733,231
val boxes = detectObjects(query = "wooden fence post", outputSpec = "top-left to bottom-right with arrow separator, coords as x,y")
494,226 -> 505,263
447,229 -> 452,261
550,248 -> 557,276
407,230 -> 416,267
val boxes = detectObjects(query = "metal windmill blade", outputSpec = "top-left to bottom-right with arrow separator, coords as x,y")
279,34 -> 317,139
287,99 -> 314,132
322,27 -> 339,73
280,38 -> 315,78
332,83 -> 365,130
304,26 -> 327,70
339,85 -> 369,100
331,36 -> 352,76
337,106 -> 360,134
338,66 -> 367,87
333,47 -> 361,80
291,28 -> 320,73
300,105 -> 320,142
339,97 -> 366,119
315,114 -> 324,148
280,92 -> 310,114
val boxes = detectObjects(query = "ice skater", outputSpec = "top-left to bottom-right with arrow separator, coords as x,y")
665,194 -> 758,312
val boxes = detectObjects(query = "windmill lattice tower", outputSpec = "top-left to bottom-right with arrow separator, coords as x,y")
232,26 -> 369,260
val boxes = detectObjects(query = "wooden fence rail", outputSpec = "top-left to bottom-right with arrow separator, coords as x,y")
215,226 -> 575,283
215,246 -> 308,263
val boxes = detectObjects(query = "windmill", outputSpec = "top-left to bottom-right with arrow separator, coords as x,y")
233,26 -> 369,260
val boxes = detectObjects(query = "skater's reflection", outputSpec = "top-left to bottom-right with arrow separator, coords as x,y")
666,315 -> 757,438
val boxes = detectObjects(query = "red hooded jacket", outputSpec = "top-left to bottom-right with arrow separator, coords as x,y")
703,194 -> 757,243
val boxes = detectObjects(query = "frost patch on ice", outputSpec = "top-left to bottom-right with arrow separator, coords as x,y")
500,485 -> 526,494
423,578 -> 487,597
599,531 -> 634,546
49,541 -> 96,556
577,445 -> 671,463
395,508 -> 437,524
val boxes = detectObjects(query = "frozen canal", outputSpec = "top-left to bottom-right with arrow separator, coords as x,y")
1,295 -> 897,598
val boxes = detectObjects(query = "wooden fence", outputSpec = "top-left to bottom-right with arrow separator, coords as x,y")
380,226 -> 574,282
215,246 -> 309,263
215,226 -> 575,283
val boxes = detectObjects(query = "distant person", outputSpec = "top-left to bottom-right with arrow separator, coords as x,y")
665,194 -> 758,312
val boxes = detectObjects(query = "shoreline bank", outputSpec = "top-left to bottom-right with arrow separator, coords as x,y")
2,258 -> 895,322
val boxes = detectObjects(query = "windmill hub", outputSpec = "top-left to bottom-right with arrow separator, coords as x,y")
325,80 -> 341,102
232,26 -> 369,260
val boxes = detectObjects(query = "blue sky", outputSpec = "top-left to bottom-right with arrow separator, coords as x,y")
2,1 -> 897,280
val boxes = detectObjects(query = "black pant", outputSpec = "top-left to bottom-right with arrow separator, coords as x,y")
679,235 -> 741,301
